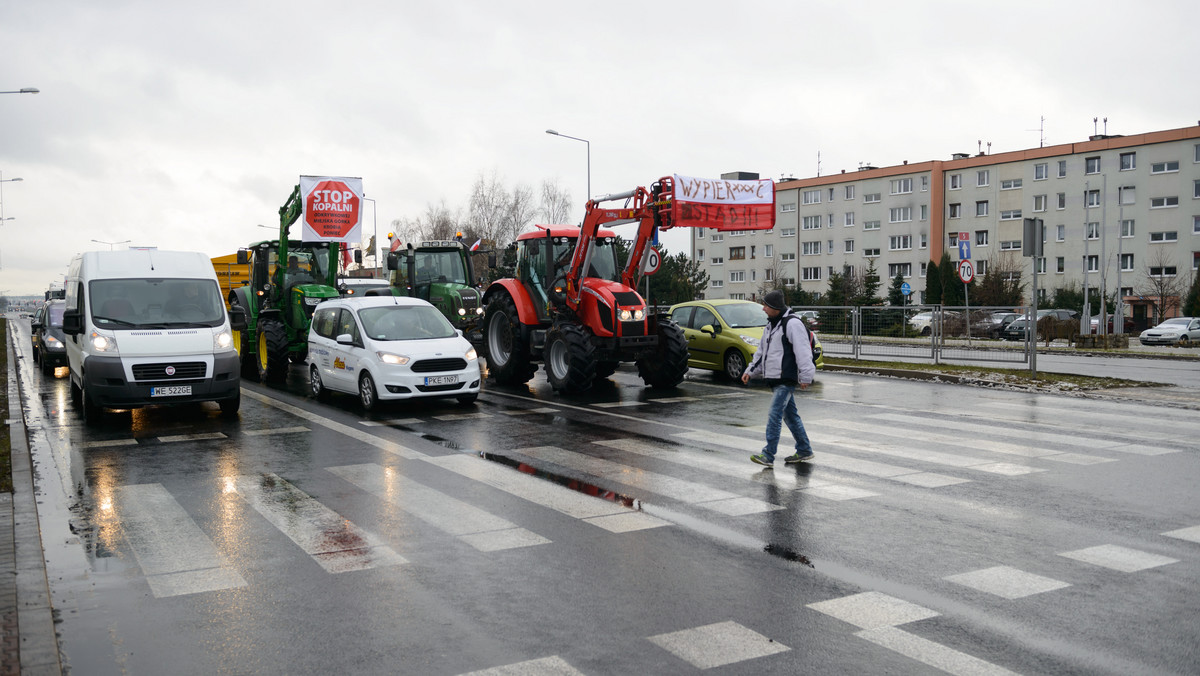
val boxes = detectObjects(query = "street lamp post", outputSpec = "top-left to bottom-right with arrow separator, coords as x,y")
363,196 -> 378,276
0,173 -> 22,225
545,129 -> 590,201
0,88 -> 39,95
92,239 -> 130,251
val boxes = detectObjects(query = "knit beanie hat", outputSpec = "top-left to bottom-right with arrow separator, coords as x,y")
762,290 -> 787,311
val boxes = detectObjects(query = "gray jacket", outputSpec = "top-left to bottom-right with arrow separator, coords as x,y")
745,310 -> 816,385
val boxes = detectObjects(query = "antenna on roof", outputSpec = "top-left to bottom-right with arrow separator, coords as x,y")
1027,116 -> 1046,147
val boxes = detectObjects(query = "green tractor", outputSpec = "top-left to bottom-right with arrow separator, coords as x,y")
372,237 -> 493,346
229,185 -> 359,383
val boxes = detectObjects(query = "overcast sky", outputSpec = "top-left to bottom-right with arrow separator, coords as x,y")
2,0 -> 1197,296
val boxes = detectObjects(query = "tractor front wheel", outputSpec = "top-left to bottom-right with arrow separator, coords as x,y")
484,294 -> 537,385
637,320 -> 689,389
545,324 -> 597,393
257,318 -> 291,384
231,301 -> 259,381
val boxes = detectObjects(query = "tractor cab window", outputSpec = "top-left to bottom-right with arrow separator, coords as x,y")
550,237 -> 620,281
270,248 -> 330,288
414,251 -> 467,286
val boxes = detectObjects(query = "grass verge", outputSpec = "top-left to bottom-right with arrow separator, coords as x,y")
823,356 -> 1156,392
1,318 -> 11,493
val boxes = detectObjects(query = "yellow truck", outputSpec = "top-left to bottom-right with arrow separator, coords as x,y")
211,253 -> 250,309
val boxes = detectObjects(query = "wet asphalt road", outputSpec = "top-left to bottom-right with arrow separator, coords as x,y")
12,323 -> 1200,675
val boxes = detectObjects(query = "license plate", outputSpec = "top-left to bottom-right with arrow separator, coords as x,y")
424,375 -> 459,386
151,385 -> 192,397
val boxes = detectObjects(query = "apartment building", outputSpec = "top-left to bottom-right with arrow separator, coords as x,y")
692,123 -> 1200,321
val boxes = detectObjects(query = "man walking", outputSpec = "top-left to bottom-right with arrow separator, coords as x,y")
741,290 -> 815,467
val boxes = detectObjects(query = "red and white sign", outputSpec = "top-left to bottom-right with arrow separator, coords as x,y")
642,246 -> 661,276
958,232 -> 970,241
300,176 -> 363,242
671,174 -> 775,232
958,259 -> 975,284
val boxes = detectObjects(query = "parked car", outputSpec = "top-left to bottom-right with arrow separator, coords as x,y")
30,300 -> 69,375
908,310 -> 960,336
336,277 -> 391,297
307,295 -> 481,410
971,311 -> 1022,339
667,299 -> 824,379
1138,317 -> 1200,346
796,310 -> 820,329
1000,309 -> 1082,341
1088,314 -> 1136,334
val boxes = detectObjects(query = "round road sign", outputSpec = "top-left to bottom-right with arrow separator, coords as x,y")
642,246 -> 662,276
958,259 -> 975,284
900,282 -> 912,296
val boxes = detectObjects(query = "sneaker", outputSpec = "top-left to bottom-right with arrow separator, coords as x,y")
750,454 -> 774,467
784,451 -> 815,464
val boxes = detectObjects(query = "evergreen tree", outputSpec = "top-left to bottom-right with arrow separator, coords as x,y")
888,273 -> 906,307
939,251 -> 963,305
1184,273 -> 1200,317
925,257 -> 942,305
856,259 -> 883,306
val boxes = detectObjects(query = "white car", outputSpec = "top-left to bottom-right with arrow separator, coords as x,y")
307,296 -> 481,410
1138,317 -> 1200,346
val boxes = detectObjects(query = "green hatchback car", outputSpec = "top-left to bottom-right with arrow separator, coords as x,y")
667,299 -> 823,379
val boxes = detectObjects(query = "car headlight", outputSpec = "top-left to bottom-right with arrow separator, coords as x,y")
214,330 -> 234,351
377,351 -> 409,365
742,336 -> 761,347
46,335 -> 62,347
465,347 -> 478,361
90,331 -> 117,353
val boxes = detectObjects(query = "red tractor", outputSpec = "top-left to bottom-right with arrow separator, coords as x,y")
482,175 -> 775,393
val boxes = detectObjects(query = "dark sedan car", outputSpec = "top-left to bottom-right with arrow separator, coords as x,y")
30,299 -> 68,375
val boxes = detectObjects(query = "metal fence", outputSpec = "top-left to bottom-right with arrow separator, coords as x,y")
794,305 -> 1033,366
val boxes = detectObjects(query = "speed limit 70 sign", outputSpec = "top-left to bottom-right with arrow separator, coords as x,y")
958,259 -> 975,284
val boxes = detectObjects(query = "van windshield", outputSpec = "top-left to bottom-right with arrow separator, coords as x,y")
90,279 -> 225,328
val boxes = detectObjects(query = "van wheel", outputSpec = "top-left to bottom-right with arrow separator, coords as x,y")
40,352 -> 54,376
219,391 -> 240,416
70,377 -> 82,405
257,318 -> 290,384
456,393 -> 478,405
359,372 -> 378,411
80,383 -> 103,426
310,365 -> 329,402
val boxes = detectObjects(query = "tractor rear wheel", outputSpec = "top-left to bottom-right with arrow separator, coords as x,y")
637,320 -> 689,389
545,324 -> 596,393
484,294 -> 537,385
257,318 -> 291,384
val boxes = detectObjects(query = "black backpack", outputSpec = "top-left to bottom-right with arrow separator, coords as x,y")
780,314 -> 820,368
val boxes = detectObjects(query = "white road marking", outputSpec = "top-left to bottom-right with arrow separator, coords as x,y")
647,620 -> 789,669
82,439 -> 139,448
1058,544 -> 1179,572
500,407 -> 560,415
593,400 -> 647,408
113,483 -> 246,597
808,591 -> 940,630
1162,525 -> 1200,543
328,463 -> 550,551
944,566 -> 1071,599
434,412 -> 493,421
157,432 -> 227,443
245,389 -> 426,459
458,655 -> 585,676
855,626 -> 1021,676
422,454 -> 668,532
234,473 -> 405,573
358,418 -> 423,426
244,426 -> 311,436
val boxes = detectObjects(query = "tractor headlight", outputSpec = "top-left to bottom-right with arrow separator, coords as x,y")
377,351 -> 410,365
304,296 -> 322,307
457,307 -> 467,316
619,309 -> 631,321
633,309 -> 645,321
90,332 -> 117,353
214,330 -> 234,351
475,307 -> 484,316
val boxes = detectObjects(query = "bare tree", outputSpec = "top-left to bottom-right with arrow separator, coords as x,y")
387,216 -> 423,249
1139,248 -> 1188,323
540,179 -> 574,224
468,170 -> 508,243
501,183 -> 537,244
973,251 -> 1026,307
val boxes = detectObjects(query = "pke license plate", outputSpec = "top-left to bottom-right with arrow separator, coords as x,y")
424,375 -> 458,386
151,385 -> 192,397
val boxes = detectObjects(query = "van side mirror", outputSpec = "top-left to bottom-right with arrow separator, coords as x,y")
336,333 -> 355,346
228,305 -> 247,331
62,309 -> 82,335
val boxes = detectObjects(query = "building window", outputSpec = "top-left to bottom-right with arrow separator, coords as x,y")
890,178 -> 913,195
1057,192 -> 1066,209
1086,222 -> 1099,240
844,239 -> 855,253
975,230 -> 989,246
949,174 -> 962,190
1119,186 -> 1135,205
1149,231 -> 1178,242
829,188 -> 836,201
711,233 -> 724,242
1194,216 -> 1200,234
827,214 -> 835,228
947,232 -> 959,248
1149,266 -> 1177,277
764,244 -> 774,257
1151,160 -> 1180,174
888,235 -> 912,251
920,262 -> 928,277
749,245 -> 755,259
710,279 -> 724,288
827,239 -> 834,254
1035,163 -> 1049,180
710,256 -> 724,265
802,241 -> 821,256
863,220 -> 880,231
765,268 -> 775,281
1150,196 -> 1179,209
864,193 -> 881,203
887,263 -> 912,277
1086,156 -> 1101,174
920,204 -> 928,221
697,228 -> 705,239
1086,255 -> 1099,272
976,201 -> 989,217
1034,195 -> 1047,212
802,215 -> 821,230
697,248 -> 704,259
1121,219 -> 1135,237
1058,160 -> 1067,177
1035,257 -> 1046,275
1086,190 -> 1101,207
977,170 -> 990,187
729,271 -> 745,283
781,277 -> 796,286
1196,144 -> 1200,163
1120,253 -> 1135,271
863,248 -> 880,257
802,267 -> 821,281
803,189 -> 822,204
949,203 -> 962,218
1120,152 -> 1136,171
1000,210 -> 1022,221
781,228 -> 796,237
780,202 -> 797,213
729,246 -> 745,260
845,185 -> 856,200
889,207 -> 912,223
1056,257 -> 1065,273
976,259 -> 988,275
781,251 -> 797,262
844,211 -> 856,226
1001,178 -> 1023,190
729,293 -> 745,300
1056,224 -> 1065,241
1194,180 -> 1200,199
920,233 -> 928,249
1000,240 -> 1022,251
921,175 -> 929,192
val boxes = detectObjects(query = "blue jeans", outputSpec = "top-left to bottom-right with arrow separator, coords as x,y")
762,383 -> 811,463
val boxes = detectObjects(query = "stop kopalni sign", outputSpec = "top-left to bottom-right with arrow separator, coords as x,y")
299,175 -> 363,242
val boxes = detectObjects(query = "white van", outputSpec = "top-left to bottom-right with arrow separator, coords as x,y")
61,250 -> 242,423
